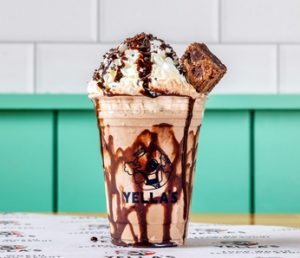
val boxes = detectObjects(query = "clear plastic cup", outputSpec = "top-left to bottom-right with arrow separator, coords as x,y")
91,95 -> 206,247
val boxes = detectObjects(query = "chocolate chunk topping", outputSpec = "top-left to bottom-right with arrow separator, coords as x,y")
192,67 -> 202,77
181,43 -> 226,94
191,49 -> 202,62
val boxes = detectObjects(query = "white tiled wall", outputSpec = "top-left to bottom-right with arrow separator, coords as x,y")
99,0 -> 219,43
279,45 -> 300,93
36,44 -> 112,93
0,0 -> 97,42
0,0 -> 299,94
0,44 -> 34,92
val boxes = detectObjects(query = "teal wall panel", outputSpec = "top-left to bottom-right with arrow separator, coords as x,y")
58,111 -> 106,212
255,111 -> 300,213
0,111 -> 53,211
192,111 -> 250,213
0,95 -> 299,213
58,110 -> 250,213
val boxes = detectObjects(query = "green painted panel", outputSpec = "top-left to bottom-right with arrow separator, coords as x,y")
192,111 -> 250,213
58,111 -> 105,212
1,94 -> 300,110
255,111 -> 300,213
0,111 -> 53,211
58,110 -> 250,213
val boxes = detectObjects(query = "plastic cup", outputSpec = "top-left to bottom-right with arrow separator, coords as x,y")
91,95 -> 206,247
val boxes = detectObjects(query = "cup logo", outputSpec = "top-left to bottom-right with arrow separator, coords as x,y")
124,146 -> 172,190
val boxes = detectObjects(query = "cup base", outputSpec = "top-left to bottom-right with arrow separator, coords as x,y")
112,237 -> 181,248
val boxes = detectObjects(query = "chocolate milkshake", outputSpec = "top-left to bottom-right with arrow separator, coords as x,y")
88,33 -> 226,247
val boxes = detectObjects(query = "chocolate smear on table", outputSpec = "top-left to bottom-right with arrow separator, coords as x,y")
90,236 -> 98,242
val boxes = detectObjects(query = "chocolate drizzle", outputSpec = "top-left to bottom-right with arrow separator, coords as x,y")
92,33 -> 184,98
94,97 -> 201,247
93,48 -> 123,92
182,99 -> 195,219
126,33 -> 155,97
115,58 -> 125,82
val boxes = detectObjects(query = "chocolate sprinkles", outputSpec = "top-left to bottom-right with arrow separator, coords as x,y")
92,33 -> 184,97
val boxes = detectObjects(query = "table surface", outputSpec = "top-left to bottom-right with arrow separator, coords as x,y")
61,213 -> 300,228
190,214 -> 300,228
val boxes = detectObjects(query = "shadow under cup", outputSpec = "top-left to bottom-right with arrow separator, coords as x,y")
92,95 -> 206,247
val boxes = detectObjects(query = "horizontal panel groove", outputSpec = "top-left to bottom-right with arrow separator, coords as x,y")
1,94 -> 300,110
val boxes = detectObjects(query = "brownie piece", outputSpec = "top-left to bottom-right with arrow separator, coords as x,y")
181,43 -> 226,94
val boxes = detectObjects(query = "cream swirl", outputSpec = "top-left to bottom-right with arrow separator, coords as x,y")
88,33 -> 199,98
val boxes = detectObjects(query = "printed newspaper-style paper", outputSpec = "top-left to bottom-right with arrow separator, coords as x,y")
0,213 -> 300,258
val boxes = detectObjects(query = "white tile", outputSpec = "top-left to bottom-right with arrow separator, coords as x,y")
174,44 -> 277,94
280,45 -> 300,93
0,44 -> 33,93
36,44 -> 113,93
221,0 -> 300,43
99,0 -> 218,43
173,44 -> 189,57
0,0 -> 97,42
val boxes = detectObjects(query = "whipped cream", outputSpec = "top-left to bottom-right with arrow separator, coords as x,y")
88,33 -> 199,98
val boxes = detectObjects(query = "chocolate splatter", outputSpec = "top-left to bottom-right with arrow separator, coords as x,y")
90,236 -> 98,242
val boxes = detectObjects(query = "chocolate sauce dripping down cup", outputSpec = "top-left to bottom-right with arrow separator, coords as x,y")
92,94 -> 206,247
